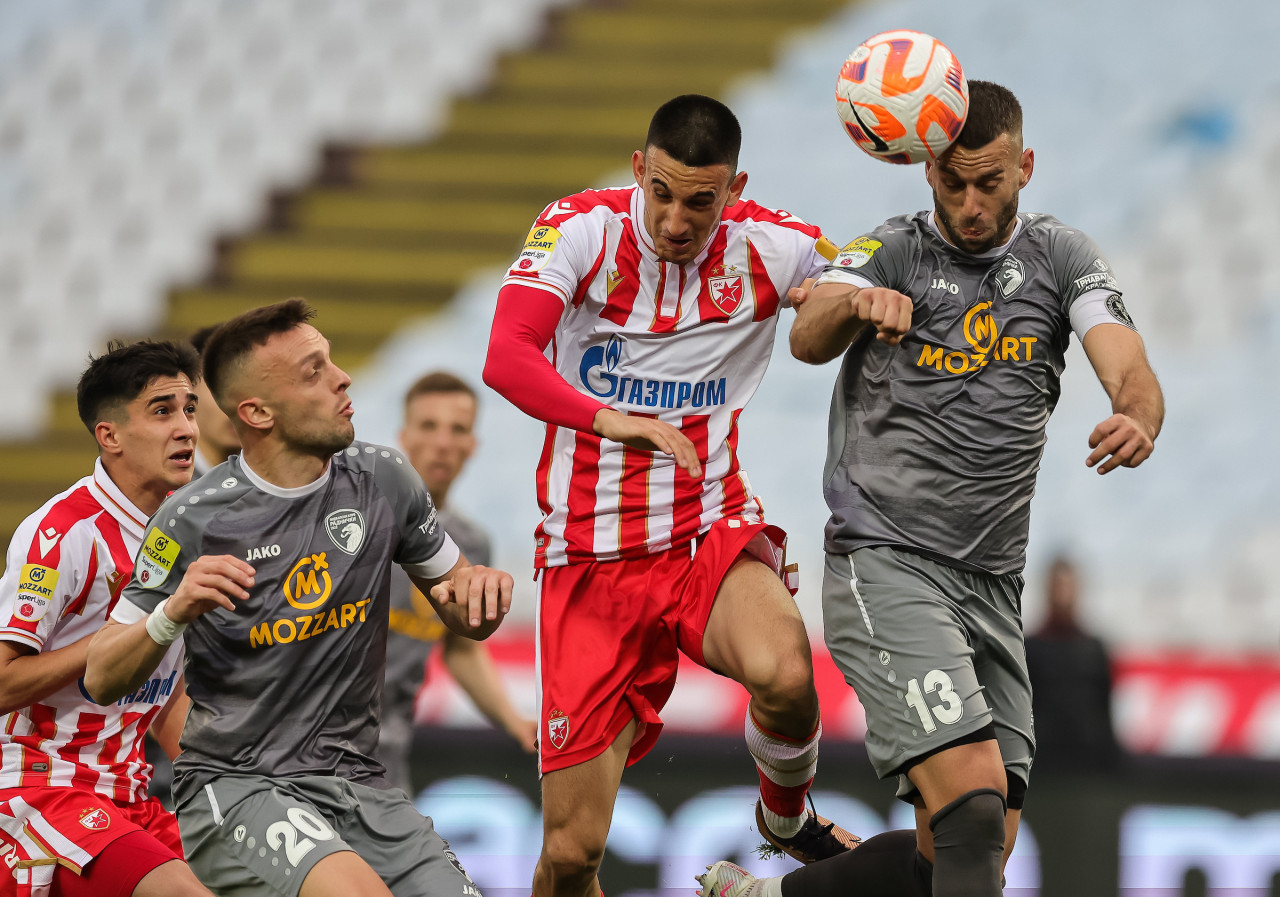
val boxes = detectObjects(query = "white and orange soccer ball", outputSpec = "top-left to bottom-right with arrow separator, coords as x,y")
835,30 -> 969,164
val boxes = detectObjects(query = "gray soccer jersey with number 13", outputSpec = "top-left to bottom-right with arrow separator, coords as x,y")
118,442 -> 458,806
816,211 -> 1136,575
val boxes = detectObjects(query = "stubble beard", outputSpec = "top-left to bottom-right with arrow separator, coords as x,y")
934,191 -> 1020,255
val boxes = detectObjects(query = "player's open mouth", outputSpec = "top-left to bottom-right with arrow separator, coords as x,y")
169,450 -> 193,467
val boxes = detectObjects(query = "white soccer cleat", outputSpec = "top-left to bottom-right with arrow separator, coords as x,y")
695,861 -> 762,897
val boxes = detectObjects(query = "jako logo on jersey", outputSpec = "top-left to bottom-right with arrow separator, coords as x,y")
325,509 -> 365,556
283,553 -> 332,611
579,336 -> 728,410
137,527 -> 180,589
246,544 -> 281,562
915,301 -> 1040,375
547,710 -> 570,749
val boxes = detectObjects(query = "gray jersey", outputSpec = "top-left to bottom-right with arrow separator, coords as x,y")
118,442 -> 458,806
383,508 -> 492,721
815,211 -> 1134,575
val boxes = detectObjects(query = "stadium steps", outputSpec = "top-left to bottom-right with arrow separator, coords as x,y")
0,0 -> 848,558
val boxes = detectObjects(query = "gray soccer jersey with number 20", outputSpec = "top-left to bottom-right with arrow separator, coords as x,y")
815,211 -> 1137,575
118,442 -> 457,806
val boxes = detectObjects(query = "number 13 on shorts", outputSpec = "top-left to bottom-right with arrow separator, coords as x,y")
903,669 -> 964,734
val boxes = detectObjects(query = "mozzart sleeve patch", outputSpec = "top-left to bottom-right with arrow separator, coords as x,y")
136,526 -> 181,589
511,224 -> 562,274
12,564 -> 59,622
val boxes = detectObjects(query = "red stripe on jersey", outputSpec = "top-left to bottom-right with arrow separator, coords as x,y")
61,540 -> 97,620
96,712 -> 143,802
532,424 -> 558,567
25,486 -> 99,568
721,409 -> 750,516
538,187 -> 633,229
650,265 -> 683,334
748,238 -> 781,323
572,237 -> 608,309
15,704 -> 59,786
114,707 -> 159,801
618,414 -> 657,550
562,432 -> 604,564
600,224 -> 642,326
670,415 -> 710,547
65,712 -> 109,792
95,514 -> 134,617
694,225 -> 733,324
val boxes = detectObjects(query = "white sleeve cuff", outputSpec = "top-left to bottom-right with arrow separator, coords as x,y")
814,269 -> 876,290
401,533 -> 461,581
109,599 -> 149,625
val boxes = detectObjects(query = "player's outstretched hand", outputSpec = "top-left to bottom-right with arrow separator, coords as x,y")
167,555 -> 255,622
431,565 -> 514,630
850,286 -> 913,345
1086,412 -> 1155,474
593,408 -> 702,477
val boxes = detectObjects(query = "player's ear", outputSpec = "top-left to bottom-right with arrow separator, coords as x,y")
236,397 -> 273,433
1018,148 -> 1034,189
726,169 -> 748,206
94,419 -> 122,456
631,149 -> 646,186
924,160 -> 936,188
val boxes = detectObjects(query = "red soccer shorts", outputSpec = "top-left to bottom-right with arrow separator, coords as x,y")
0,786 -> 182,896
535,518 -> 792,774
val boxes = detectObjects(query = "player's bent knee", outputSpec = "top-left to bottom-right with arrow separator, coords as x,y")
928,788 -> 1006,897
541,826 -> 606,879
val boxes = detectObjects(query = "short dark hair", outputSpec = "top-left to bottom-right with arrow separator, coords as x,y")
645,94 -> 741,171
404,371 -> 478,411
955,80 -> 1023,150
189,324 -> 220,355
76,339 -> 201,434
202,298 -> 316,404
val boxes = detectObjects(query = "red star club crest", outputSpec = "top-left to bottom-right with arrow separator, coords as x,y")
79,808 -> 110,831
547,711 -> 570,750
707,274 -> 744,315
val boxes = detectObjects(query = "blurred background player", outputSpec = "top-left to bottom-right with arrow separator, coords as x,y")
84,300 -> 514,897
699,80 -> 1163,897
188,325 -> 242,476
485,94 -> 857,897
0,341 -> 212,897
379,370 -> 537,795
1024,556 -> 1121,774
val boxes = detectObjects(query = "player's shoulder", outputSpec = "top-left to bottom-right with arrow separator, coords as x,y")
7,474 -> 100,562
1021,212 -> 1095,247
535,186 -> 635,228
335,441 -> 419,492
1021,213 -> 1109,270
149,463 -> 252,536
723,200 -> 824,239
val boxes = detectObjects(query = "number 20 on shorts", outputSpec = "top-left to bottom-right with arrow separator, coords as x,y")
903,669 -> 964,733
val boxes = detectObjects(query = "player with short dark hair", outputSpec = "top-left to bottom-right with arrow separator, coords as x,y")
377,370 -> 536,793
189,325 -> 241,476
1,339 -> 212,897
84,300 -> 515,897
485,93 -> 858,897
697,79 -> 1164,897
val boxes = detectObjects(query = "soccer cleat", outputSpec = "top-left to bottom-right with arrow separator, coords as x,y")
754,798 -> 861,864
696,861 -> 763,897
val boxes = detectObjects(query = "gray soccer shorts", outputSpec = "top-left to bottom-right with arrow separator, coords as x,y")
821,546 -> 1035,803
178,774 -> 480,897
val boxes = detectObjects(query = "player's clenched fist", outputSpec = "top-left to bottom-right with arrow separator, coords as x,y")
431,564 -> 514,630
593,408 -> 703,477
168,555 -> 256,621
850,286 -> 913,345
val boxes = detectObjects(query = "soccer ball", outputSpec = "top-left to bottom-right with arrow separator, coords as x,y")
835,30 -> 969,164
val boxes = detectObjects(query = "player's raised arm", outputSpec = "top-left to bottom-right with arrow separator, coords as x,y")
790,281 -> 914,363
85,553 -> 254,703
1081,322 -> 1164,474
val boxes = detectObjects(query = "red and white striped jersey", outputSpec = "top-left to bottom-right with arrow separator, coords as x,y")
501,185 -> 835,567
0,460 -> 183,804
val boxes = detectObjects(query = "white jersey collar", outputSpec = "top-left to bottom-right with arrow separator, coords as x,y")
90,458 -> 149,542
237,453 -> 331,499
927,211 -> 1024,259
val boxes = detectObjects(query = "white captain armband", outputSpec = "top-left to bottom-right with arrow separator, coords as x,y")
1070,288 -> 1138,339
145,598 -> 188,646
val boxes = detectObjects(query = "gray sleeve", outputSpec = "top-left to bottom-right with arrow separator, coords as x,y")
1048,226 -> 1139,333
114,492 -> 204,619
815,222 -> 914,292
371,448 -> 458,576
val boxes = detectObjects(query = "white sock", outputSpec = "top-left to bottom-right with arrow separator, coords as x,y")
760,803 -> 804,839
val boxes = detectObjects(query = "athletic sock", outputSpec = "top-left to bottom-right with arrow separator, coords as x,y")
779,829 -> 932,897
745,708 -> 819,834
